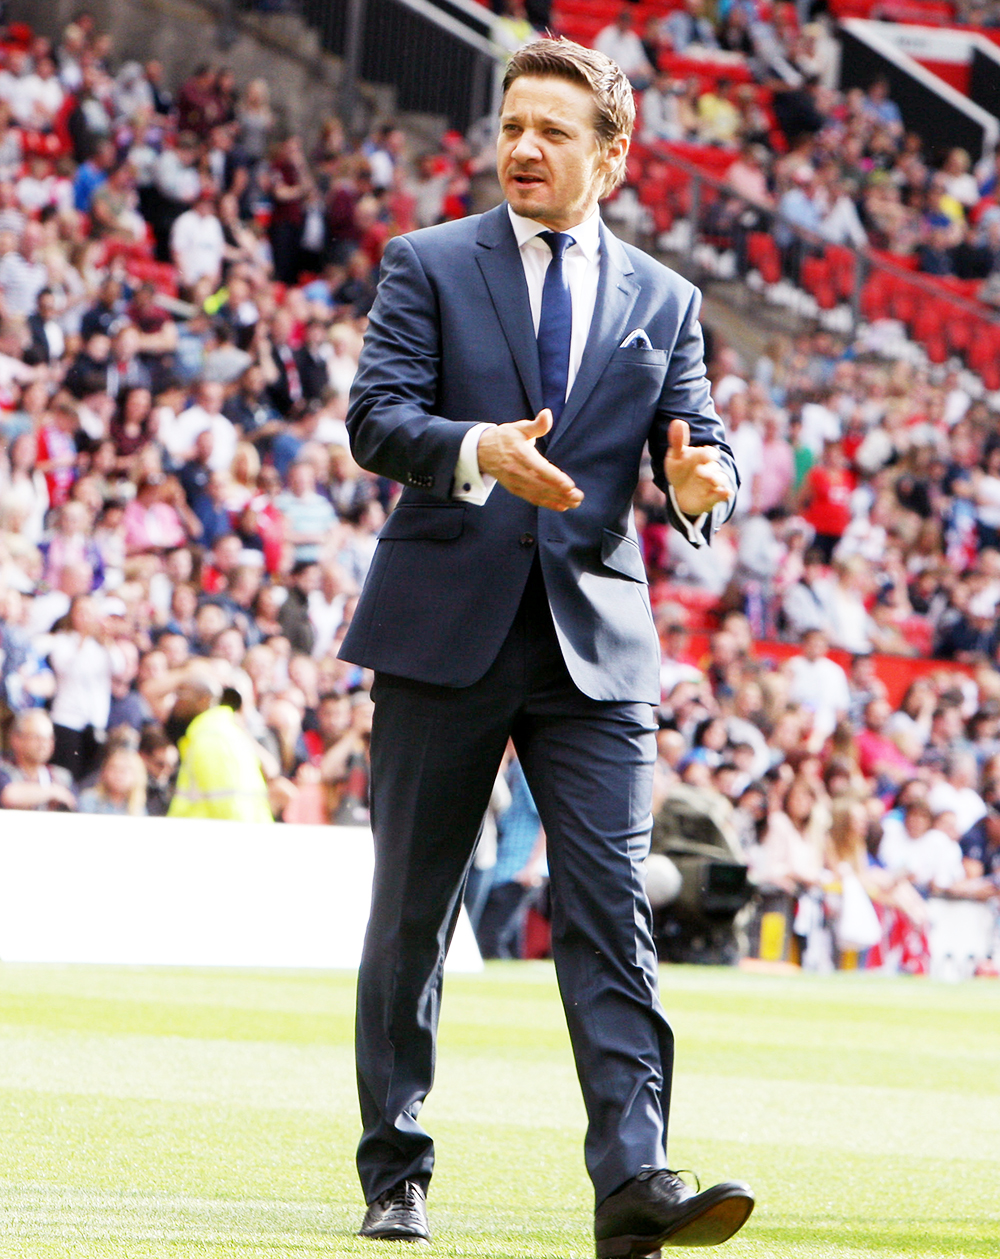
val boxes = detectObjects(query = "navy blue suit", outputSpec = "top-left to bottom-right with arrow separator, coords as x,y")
341,204 -> 736,1207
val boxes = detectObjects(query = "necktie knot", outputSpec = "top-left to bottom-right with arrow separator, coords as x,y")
539,230 -> 573,261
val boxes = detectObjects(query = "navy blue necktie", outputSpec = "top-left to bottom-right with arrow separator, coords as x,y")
537,231 -> 574,425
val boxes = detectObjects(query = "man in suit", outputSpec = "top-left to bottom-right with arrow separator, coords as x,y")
341,38 -> 753,1257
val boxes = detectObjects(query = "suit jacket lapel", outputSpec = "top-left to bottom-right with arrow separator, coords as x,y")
548,221 -> 639,454
475,206 -> 543,415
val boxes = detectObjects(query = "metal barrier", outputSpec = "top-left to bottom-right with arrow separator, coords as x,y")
284,0 -> 502,134
628,144 -> 1000,365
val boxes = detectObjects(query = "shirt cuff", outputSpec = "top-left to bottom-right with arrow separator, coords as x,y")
668,483 -> 709,547
452,423 -> 497,505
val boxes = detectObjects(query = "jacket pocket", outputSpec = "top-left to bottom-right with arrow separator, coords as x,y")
614,346 -> 667,365
601,528 -> 647,583
379,503 -> 465,541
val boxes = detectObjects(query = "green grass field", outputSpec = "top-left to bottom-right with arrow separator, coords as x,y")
0,962 -> 997,1259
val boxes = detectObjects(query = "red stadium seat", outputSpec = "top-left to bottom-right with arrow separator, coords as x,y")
125,258 -> 178,297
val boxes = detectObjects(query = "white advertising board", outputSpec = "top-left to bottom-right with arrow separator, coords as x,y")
0,810 -> 482,972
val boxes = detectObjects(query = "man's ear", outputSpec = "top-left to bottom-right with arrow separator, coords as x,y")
599,133 -> 630,196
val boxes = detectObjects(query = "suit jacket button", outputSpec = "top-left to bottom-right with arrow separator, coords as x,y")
520,532 -> 535,547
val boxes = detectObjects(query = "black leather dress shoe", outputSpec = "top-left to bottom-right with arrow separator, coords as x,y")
594,1168 -> 754,1256
358,1179 -> 431,1243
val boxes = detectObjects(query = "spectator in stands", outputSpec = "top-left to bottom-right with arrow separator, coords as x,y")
0,223 -> 47,317
856,696 -> 917,792
748,775 -> 825,895
786,628 -> 850,742
123,474 -> 190,556
863,77 -> 903,138
798,437 -> 853,564
78,744 -> 147,815
476,754 -> 546,959
594,10 -> 654,90
27,288 -> 66,365
959,777 -> 1000,888
278,559 -> 320,656
664,0 -> 718,54
879,798 -> 965,897
176,64 -> 222,138
774,164 -> 824,280
275,457 -> 336,564
236,78 -> 274,171
641,71 -> 684,147
40,593 -> 124,781
697,79 -> 740,148
170,380 -> 237,472
170,189 -> 226,293
0,709 -> 77,811
150,131 -> 202,261
269,134 -> 312,284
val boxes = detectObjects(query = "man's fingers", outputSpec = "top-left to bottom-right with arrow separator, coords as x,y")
695,462 -> 732,491
502,446 -> 583,509
668,418 -> 690,458
477,413 -> 583,508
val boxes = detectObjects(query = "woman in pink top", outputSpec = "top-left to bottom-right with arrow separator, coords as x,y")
122,474 -> 189,556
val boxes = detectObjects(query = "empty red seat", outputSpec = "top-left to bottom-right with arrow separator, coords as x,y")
125,258 -> 178,297
800,254 -> 832,298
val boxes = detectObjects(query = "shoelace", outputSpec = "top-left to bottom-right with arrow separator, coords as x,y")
380,1180 -> 423,1211
636,1167 -> 702,1193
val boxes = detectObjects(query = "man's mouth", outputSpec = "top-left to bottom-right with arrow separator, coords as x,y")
510,172 -> 544,187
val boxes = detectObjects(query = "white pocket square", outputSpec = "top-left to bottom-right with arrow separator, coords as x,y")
620,329 -> 653,350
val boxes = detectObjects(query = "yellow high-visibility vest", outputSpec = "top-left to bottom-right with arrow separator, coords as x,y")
168,706 -> 273,823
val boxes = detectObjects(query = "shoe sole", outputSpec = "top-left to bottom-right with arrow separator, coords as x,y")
358,1229 -> 430,1244
596,1189 -> 754,1255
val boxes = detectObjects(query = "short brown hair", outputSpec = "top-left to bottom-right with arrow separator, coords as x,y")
501,38 -> 635,194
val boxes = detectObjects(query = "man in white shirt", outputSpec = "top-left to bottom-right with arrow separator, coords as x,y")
170,192 -> 226,290
723,390 -> 763,518
594,10 -> 655,89
20,56 -> 64,130
786,627 -> 850,739
641,71 -> 684,145
169,380 -> 237,472
0,49 -> 36,126
928,752 -> 987,837
342,36 -> 750,1255
879,800 -> 965,893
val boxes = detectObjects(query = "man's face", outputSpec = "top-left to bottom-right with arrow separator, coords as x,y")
497,75 -> 622,232
11,718 -> 54,770
803,631 -> 827,661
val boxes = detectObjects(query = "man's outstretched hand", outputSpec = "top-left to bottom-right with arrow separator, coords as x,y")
477,409 -> 584,511
665,418 -> 733,518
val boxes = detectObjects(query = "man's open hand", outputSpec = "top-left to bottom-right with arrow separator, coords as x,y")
665,418 -> 733,518
477,410 -> 584,511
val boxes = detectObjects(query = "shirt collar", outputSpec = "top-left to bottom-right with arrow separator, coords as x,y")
507,204 -> 602,262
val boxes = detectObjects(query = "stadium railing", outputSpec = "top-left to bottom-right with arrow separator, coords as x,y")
267,0 -> 504,134
623,143 -> 1000,379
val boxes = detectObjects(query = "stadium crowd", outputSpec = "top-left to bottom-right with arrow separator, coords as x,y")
0,11 -> 996,973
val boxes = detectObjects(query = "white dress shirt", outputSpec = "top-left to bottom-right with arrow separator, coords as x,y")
450,204 -> 720,546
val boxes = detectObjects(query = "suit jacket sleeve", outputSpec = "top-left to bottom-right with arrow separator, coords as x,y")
347,234 -> 477,498
647,285 -> 739,546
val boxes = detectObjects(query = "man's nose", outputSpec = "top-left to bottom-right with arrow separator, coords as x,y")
510,130 -> 542,162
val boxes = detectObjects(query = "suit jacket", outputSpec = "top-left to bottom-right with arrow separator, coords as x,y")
294,346 -> 330,401
340,204 -> 737,703
26,314 -> 52,364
